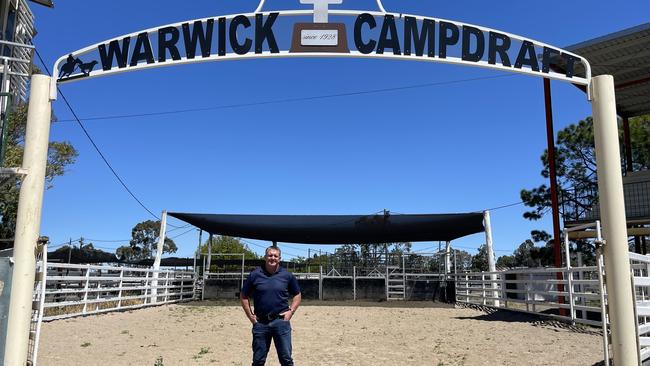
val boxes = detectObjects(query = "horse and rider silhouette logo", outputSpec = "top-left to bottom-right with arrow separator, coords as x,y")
59,54 -> 98,80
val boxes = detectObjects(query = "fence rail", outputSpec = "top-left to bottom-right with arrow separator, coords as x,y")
452,265 -> 604,326
41,262 -> 196,321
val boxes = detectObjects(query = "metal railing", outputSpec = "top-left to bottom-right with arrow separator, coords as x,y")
562,173 -> 650,224
630,252 -> 650,362
41,262 -> 196,321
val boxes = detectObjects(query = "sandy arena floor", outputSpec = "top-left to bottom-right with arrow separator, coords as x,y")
38,301 -> 604,365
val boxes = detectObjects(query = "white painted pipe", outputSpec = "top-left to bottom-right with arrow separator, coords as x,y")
484,211 -> 499,307
151,210 -> 167,304
4,75 -> 52,366
591,75 -> 639,366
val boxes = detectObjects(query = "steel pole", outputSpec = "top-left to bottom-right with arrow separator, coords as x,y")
4,75 -> 52,366
151,210 -> 167,304
484,211 -> 498,307
591,75 -> 639,366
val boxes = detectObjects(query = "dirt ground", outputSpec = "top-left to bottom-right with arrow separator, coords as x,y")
38,301 -> 605,366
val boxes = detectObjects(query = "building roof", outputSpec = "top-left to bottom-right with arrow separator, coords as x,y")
28,0 -> 53,8
554,22 -> 650,118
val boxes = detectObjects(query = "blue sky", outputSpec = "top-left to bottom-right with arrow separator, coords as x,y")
29,0 -> 649,260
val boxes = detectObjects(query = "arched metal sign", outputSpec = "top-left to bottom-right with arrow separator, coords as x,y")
51,0 -> 591,100
6,2 -> 640,366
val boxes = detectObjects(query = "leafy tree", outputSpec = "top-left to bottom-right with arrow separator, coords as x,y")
197,235 -> 258,260
454,250 -> 473,272
116,220 -> 177,261
0,104 -> 77,246
520,115 -> 650,256
512,240 -> 537,267
496,254 -> 516,268
51,238 -> 117,263
470,244 -> 490,272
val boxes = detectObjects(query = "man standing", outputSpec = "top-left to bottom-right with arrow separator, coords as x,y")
240,246 -> 302,366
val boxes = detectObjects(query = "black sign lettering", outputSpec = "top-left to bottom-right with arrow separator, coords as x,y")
182,20 -> 214,59
438,22 -> 459,59
230,15 -> 252,55
461,26 -> 484,62
514,40 -> 539,71
403,17 -> 435,57
255,13 -> 280,54
158,27 -> 181,63
541,46 -> 560,73
77,12 -> 587,84
130,32 -> 155,67
488,31 -> 511,67
217,18 -> 226,56
354,13 -> 376,54
98,37 -> 131,71
377,15 -> 401,55
561,53 -> 580,78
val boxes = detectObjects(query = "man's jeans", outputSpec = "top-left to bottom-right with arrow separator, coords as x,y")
251,319 -> 294,366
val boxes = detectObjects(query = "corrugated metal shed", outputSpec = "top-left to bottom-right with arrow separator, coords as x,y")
554,22 -> 650,118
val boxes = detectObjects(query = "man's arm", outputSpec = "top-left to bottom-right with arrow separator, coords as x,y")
282,293 -> 302,321
240,293 -> 257,324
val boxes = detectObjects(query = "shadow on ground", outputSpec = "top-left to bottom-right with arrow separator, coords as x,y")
455,308 -> 542,323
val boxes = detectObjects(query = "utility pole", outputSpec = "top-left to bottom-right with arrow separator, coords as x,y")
67,238 -> 72,263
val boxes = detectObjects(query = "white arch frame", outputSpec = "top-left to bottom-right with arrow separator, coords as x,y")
50,9 -> 591,100
254,0 -> 387,13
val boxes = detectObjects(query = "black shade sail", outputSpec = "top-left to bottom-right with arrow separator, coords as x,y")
168,212 -> 485,244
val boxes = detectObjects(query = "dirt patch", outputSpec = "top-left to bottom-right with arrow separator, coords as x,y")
38,301 -> 604,365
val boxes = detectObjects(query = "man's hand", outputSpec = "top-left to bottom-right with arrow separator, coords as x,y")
240,295 -> 257,325
280,309 -> 293,321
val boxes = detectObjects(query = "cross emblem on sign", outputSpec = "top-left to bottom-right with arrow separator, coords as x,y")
300,0 -> 342,24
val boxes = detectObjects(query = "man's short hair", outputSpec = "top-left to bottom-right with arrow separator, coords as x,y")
265,246 -> 281,257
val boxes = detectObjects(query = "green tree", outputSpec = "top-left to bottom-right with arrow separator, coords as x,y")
53,238 -> 117,263
453,250 -> 473,271
116,220 -> 177,261
470,244 -> 490,272
198,235 -> 258,260
496,255 -> 515,268
520,115 -> 650,253
0,104 -> 77,245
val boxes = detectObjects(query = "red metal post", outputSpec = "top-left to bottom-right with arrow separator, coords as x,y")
543,78 -> 566,313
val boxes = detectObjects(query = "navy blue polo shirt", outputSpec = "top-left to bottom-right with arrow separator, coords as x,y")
241,266 -> 300,318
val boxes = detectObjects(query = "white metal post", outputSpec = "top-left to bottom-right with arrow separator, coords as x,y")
444,242 -> 451,278
591,75 -> 639,366
596,221 -> 611,366
4,75 -> 52,366
81,265 -> 90,314
484,211 -> 499,307
319,265 -> 323,300
563,230 -> 575,323
241,253 -> 245,291
151,211 -> 167,304
353,266 -> 356,301
117,267 -> 124,309
206,234 -> 213,275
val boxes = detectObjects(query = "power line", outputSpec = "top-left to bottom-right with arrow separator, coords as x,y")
484,201 -> 524,211
170,228 -> 195,239
34,49 -> 183,227
54,74 -> 515,124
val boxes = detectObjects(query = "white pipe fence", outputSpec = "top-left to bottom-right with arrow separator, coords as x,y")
452,266 -> 604,326
40,262 -> 196,321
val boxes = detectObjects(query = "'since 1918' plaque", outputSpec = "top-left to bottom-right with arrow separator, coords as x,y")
290,23 -> 349,53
